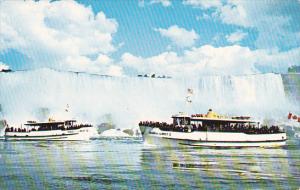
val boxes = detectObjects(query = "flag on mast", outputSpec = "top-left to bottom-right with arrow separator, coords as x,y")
186,96 -> 192,103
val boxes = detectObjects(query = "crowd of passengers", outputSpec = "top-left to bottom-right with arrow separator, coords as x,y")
139,121 -> 282,134
5,124 -> 92,132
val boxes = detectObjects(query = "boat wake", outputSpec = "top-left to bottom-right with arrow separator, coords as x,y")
100,129 -> 131,138
99,127 -> 141,138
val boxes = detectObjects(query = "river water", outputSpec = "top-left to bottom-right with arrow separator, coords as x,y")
0,135 -> 299,190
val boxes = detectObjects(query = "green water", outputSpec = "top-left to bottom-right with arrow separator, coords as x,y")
0,136 -> 299,189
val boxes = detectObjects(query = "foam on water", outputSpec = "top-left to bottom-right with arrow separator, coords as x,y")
100,129 -> 130,137
0,69 -> 299,128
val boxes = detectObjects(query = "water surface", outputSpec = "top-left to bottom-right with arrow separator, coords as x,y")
0,137 -> 299,189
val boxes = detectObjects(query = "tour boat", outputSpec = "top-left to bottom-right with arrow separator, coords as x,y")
4,119 -> 95,141
139,110 -> 287,147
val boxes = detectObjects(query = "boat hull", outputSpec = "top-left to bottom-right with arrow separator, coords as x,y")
140,126 -> 287,148
4,127 -> 96,141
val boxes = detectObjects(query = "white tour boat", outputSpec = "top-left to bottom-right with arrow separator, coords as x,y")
4,119 -> 95,141
139,109 -> 287,148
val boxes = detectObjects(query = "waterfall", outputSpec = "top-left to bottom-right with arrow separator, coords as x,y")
0,69 -> 297,128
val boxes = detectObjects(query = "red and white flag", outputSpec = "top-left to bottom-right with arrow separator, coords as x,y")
288,112 -> 300,122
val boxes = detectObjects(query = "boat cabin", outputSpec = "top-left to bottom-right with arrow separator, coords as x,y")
5,120 -> 79,133
172,115 -> 258,127
24,121 -> 66,131
190,117 -> 259,132
25,120 -> 77,131
172,113 -> 191,126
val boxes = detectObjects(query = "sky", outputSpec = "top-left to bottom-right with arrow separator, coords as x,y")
0,0 -> 300,77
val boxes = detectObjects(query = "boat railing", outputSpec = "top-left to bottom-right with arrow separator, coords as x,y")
5,127 -> 28,133
66,124 -> 92,130
5,124 -> 93,133
139,121 -> 284,134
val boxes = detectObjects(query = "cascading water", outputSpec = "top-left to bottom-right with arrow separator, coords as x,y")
0,69 -> 298,132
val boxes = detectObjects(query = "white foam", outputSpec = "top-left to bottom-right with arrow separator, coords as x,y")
100,129 -> 130,137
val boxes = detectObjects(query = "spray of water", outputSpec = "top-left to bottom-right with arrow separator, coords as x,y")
0,69 -> 298,131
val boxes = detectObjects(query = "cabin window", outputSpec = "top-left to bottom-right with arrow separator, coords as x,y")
173,117 -> 190,125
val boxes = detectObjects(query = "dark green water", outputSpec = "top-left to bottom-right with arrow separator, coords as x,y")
0,137 -> 300,189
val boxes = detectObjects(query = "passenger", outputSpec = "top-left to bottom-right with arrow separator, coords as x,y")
192,124 -> 197,131
225,124 -> 230,132
170,124 -> 174,131
229,125 -> 233,132
184,126 -> 188,132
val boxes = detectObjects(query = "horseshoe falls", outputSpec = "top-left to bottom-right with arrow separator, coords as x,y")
0,69 -> 298,128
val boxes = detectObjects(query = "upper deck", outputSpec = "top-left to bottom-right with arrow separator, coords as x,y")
172,110 -> 258,124
24,120 -> 76,126
190,116 -> 257,123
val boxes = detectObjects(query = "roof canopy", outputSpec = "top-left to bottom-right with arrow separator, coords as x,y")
172,112 -> 190,118
25,121 -> 64,126
25,120 -> 77,126
191,117 -> 257,123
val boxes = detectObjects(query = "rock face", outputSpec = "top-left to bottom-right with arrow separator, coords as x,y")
282,73 -> 300,104
96,123 -> 115,134
122,129 -> 134,136
288,66 -> 300,73
0,120 -> 6,136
